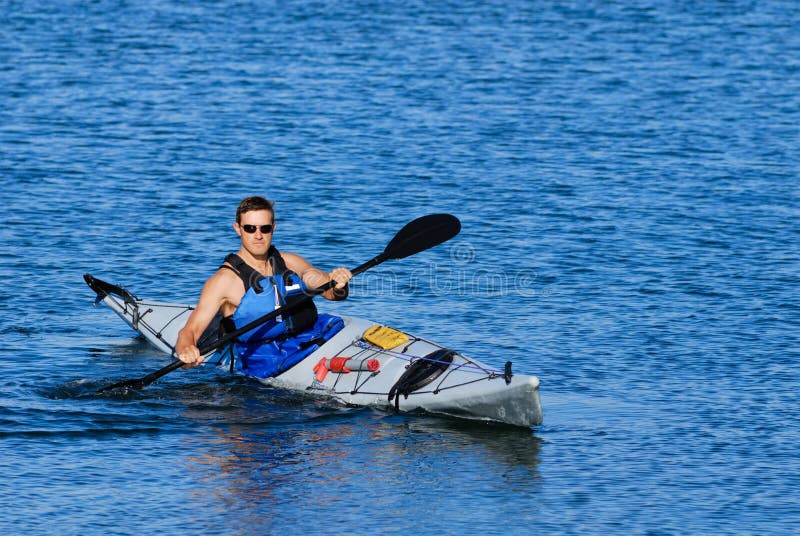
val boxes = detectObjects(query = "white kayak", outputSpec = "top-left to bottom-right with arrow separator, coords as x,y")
85,273 -> 543,427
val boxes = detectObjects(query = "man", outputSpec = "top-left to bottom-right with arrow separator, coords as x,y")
175,196 -> 352,376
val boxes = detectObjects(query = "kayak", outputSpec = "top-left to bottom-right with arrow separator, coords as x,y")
84,273 -> 543,427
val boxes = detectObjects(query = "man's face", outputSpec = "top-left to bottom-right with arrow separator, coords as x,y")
234,209 -> 275,257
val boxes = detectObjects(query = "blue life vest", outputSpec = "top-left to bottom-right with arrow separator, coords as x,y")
221,248 -> 343,379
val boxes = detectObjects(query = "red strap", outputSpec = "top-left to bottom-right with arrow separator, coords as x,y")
313,357 -> 329,382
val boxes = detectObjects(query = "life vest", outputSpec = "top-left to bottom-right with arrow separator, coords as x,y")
221,247 -> 343,378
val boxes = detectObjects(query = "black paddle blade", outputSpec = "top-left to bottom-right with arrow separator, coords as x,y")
97,378 -> 145,393
97,360 -> 184,393
383,214 -> 461,260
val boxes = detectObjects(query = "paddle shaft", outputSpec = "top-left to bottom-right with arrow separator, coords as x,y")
99,277 -> 342,390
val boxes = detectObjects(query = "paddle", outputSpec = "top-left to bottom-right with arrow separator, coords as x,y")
97,213 -> 461,393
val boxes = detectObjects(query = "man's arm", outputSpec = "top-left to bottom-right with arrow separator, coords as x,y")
283,253 -> 352,301
175,270 -> 238,366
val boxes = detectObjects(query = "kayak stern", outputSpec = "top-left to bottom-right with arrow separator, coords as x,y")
400,374 -> 543,427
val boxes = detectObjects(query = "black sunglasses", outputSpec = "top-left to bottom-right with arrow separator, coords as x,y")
241,224 -> 274,234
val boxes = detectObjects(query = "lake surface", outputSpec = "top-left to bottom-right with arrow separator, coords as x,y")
1,1 -> 799,533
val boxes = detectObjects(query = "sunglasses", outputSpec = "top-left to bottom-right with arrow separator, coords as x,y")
241,224 -> 274,234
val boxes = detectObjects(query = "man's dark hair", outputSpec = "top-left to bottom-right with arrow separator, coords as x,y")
236,196 -> 275,223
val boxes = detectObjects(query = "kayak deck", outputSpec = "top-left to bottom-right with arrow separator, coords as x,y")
261,315 -> 542,427
85,273 -> 543,427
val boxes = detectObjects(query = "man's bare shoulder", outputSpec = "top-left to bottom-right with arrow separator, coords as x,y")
202,266 -> 245,300
281,252 -> 313,273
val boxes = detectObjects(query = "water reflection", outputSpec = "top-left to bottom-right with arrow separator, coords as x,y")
179,383 -> 542,528
46,362 -> 543,530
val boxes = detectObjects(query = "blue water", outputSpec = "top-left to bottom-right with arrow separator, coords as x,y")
2,1 -> 799,533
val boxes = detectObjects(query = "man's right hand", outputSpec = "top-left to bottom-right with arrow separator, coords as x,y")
175,332 -> 204,368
